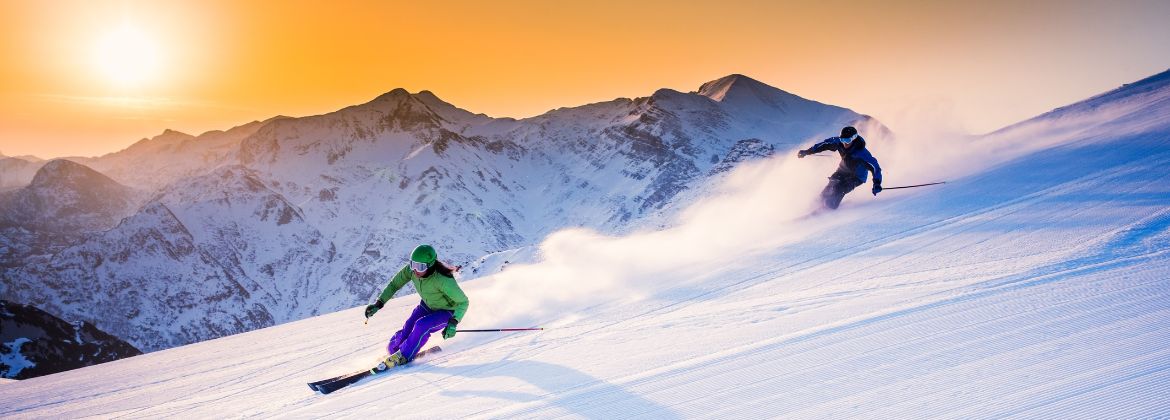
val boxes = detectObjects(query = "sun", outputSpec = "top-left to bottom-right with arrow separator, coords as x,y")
95,23 -> 163,88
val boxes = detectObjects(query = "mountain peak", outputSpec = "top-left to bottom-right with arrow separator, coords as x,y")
694,73 -> 844,118
369,88 -> 452,109
7,159 -> 139,234
360,88 -> 492,127
373,88 -> 411,102
697,74 -> 776,102
30,159 -> 109,188
154,129 -> 194,141
413,89 -> 454,109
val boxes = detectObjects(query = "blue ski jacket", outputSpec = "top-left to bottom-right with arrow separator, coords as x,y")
804,136 -> 883,184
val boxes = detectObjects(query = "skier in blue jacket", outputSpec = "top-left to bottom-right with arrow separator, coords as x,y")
797,126 -> 883,209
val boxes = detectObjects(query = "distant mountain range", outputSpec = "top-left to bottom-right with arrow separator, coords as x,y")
0,74 -> 879,363
0,155 -> 44,191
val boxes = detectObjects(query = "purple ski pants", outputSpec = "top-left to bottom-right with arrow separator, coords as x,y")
387,301 -> 452,362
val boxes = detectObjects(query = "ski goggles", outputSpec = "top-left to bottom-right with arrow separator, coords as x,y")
841,133 -> 858,145
410,260 -> 430,272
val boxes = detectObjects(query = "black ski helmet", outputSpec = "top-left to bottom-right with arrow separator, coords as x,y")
840,126 -> 858,138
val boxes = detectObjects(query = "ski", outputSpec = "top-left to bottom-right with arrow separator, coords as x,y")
307,370 -> 360,391
312,370 -> 372,394
309,346 -> 441,394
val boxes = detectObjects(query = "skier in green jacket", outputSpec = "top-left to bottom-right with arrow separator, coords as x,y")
364,244 -> 469,368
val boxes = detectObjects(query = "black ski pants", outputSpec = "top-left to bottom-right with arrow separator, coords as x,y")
820,172 -> 864,210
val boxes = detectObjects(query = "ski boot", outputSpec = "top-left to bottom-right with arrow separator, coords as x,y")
375,351 -> 407,372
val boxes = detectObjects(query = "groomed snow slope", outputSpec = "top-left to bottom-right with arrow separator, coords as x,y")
3,73 -> 1170,418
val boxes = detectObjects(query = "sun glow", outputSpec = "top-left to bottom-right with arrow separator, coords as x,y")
95,23 -> 163,88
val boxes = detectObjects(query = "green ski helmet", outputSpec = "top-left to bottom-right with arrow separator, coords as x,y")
410,244 -> 437,272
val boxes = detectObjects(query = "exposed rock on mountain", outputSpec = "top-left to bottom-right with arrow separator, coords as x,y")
0,300 -> 141,380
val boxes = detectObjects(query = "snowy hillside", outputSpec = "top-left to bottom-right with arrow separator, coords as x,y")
2,74 -> 877,355
2,70 -> 1168,418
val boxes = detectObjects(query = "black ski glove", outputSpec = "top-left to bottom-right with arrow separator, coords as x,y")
364,299 -> 384,318
797,149 -> 809,158
872,180 -> 883,196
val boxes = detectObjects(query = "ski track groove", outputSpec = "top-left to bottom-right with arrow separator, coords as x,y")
24,322 -> 375,419
801,287 -> 1170,418
120,359 -> 327,419
0,339 -> 332,418
481,261 -> 1166,418
1014,365 -> 1170,420
875,319 -> 1170,420
951,344 -> 1170,419
702,271 -> 1160,418
99,345 -> 351,419
282,337 -> 536,418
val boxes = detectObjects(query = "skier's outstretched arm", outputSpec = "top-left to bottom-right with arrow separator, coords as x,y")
365,266 -> 411,319
378,266 -> 412,303
797,138 -> 838,158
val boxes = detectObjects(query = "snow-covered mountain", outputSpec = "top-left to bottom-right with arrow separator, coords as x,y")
0,160 -> 145,269
4,164 -> 345,352
0,120 -> 269,194
0,159 -> 142,234
0,300 -> 140,379
2,69 -> 1168,418
75,119 -> 277,191
3,75 -> 878,357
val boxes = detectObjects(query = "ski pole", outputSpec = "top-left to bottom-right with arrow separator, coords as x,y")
456,327 -> 544,333
883,181 -> 947,190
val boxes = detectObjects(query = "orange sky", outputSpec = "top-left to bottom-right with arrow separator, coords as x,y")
2,0 -> 1169,159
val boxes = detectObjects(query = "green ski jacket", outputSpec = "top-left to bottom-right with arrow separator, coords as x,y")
377,265 -> 469,322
